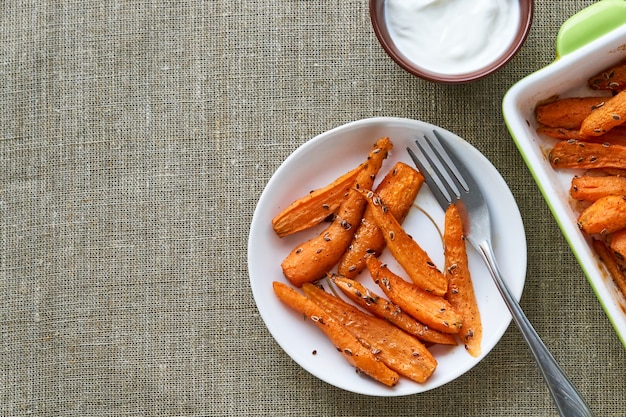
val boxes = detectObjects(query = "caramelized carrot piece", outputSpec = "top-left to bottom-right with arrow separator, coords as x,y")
535,97 -> 608,129
592,240 -> 626,300
281,137 -> 392,287
588,61 -> 626,92
332,275 -> 457,346
570,175 -> 626,202
609,228 -> 626,266
272,166 -> 361,238
272,281 -> 400,386
338,162 -> 424,278
577,195 -> 626,235
443,204 -> 482,357
302,283 -> 437,383
580,90 -> 626,136
366,256 -> 462,334
549,141 -> 626,170
599,168 -> 626,176
537,126 -> 626,146
358,188 -> 448,296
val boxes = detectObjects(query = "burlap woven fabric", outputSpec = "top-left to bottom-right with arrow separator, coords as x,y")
1,1 -> 625,416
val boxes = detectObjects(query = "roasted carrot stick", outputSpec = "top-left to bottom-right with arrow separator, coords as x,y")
599,168 -> 626,177
580,90 -> 626,137
609,228 -> 626,266
577,195 -> 626,235
588,61 -> 626,92
272,281 -> 400,386
281,137 -> 392,287
570,175 -> 626,202
535,97 -> 608,129
357,188 -> 448,296
537,126 -> 626,146
549,141 -> 626,170
366,256 -> 462,334
302,283 -> 437,383
592,240 -> 626,300
443,204 -> 482,357
338,162 -> 424,278
272,166 -> 361,238
331,275 -> 457,346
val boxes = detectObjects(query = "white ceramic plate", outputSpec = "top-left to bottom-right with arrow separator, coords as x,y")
248,117 -> 527,396
503,10 -> 626,349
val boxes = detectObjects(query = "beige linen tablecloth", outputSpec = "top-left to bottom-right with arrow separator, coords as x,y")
2,1 -> 625,416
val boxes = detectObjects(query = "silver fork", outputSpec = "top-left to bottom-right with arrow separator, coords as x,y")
407,130 -> 595,417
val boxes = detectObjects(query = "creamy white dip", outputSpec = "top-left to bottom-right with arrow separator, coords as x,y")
385,0 -> 520,75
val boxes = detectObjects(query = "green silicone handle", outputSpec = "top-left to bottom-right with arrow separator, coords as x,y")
556,0 -> 626,58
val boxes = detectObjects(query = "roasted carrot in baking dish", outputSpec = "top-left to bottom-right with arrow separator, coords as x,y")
549,141 -> 626,170
577,195 -> 626,235
592,240 -> 626,300
537,126 -> 626,146
535,97 -> 608,129
570,175 -> 626,202
580,90 -> 626,137
588,61 -> 626,92
609,228 -> 626,267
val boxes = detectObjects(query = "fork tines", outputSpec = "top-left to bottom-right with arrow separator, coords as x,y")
407,130 -> 470,210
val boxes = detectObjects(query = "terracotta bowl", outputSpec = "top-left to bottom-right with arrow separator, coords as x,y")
369,0 -> 534,83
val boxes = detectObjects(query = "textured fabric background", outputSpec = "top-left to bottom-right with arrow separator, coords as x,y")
2,1 -> 625,416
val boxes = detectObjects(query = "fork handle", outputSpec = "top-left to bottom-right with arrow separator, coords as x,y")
477,240 -> 596,417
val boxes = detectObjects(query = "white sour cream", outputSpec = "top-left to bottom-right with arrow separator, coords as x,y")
385,0 -> 520,75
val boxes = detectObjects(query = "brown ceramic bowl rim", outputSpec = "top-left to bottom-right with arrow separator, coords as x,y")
369,0 -> 534,84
